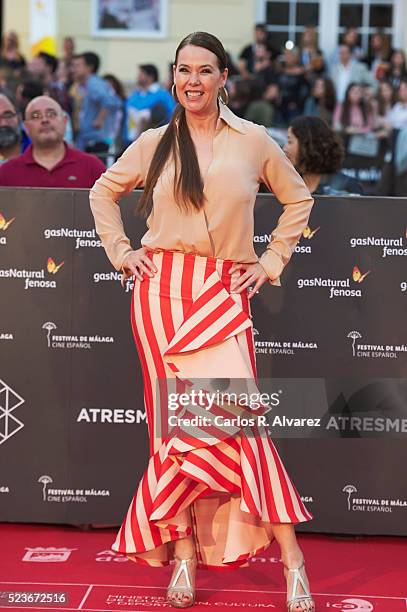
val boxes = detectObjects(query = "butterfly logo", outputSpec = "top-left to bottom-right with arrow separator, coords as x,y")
47,257 -> 65,274
352,266 -> 370,283
0,212 -> 15,231
302,225 -> 320,239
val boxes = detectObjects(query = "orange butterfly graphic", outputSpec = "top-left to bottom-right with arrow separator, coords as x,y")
352,266 -> 370,283
0,213 -> 15,230
303,225 -> 320,239
47,257 -> 65,274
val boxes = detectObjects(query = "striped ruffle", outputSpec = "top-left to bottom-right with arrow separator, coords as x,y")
111,251 -> 313,568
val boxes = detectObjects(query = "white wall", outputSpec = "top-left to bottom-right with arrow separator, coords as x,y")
3,0 -> 256,86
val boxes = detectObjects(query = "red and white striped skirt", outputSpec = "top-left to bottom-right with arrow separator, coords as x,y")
111,250 -> 313,569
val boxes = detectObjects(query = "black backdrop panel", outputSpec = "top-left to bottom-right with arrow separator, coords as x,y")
0,188 -> 406,534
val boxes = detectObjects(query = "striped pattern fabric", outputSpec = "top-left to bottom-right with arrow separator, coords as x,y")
111,250 -> 313,569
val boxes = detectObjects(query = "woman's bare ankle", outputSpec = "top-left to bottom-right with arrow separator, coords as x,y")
174,536 -> 196,560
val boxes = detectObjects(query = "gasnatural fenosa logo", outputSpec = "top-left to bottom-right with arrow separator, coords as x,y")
297,264 -> 371,298
0,257 -> 65,289
349,227 -> 407,257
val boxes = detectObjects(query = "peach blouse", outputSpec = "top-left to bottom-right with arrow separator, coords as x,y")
89,103 -> 314,286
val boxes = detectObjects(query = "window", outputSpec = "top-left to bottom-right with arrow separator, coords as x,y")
337,0 -> 394,51
262,0 -> 320,50
256,0 -> 404,57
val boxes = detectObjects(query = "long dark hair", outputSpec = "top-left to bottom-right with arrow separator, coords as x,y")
340,82 -> 368,128
313,76 -> 336,113
138,32 -> 228,217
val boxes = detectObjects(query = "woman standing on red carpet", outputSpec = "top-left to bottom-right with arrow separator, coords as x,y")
90,31 -> 315,611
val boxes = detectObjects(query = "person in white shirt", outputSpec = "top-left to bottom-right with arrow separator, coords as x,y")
330,45 -> 376,103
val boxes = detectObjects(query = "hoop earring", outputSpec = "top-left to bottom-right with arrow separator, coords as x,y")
218,86 -> 229,106
171,84 -> 178,101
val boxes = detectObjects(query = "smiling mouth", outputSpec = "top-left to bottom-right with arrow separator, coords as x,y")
185,91 -> 204,99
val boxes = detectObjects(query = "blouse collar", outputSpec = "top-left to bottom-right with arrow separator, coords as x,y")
216,102 -> 247,134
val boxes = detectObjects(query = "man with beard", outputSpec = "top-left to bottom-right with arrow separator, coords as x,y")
0,95 -> 105,187
0,94 -> 22,162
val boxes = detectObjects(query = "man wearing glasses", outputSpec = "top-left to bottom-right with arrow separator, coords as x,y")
0,94 -> 22,163
0,95 -> 105,187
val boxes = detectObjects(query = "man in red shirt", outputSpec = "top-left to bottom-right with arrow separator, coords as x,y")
0,95 -> 105,187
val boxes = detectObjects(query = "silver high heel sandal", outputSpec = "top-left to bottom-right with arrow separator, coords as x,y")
166,554 -> 197,608
283,557 -> 315,611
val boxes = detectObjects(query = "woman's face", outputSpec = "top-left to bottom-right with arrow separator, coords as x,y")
380,82 -> 393,102
283,127 -> 299,167
313,78 -> 325,98
348,85 -> 362,104
392,51 -> 405,67
173,44 -> 227,116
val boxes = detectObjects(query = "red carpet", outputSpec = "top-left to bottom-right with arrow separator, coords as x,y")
0,523 -> 405,611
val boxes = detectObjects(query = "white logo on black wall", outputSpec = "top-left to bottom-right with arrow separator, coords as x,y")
254,225 -> 319,255
44,227 -> 102,249
42,322 -> 114,349
342,483 -> 406,513
77,407 -> 147,424
0,257 -> 64,289
350,232 -> 407,257
38,474 -> 110,503
93,270 -> 133,293
347,330 -> 406,359
253,328 -> 318,355
0,379 -> 25,446
0,332 -> 13,341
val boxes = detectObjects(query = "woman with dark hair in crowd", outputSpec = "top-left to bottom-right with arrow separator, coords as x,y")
333,82 -> 376,134
386,49 -> 407,90
278,47 -> 309,125
304,76 -> 336,125
377,81 -> 396,124
90,30 -> 315,611
284,115 -> 363,194
103,73 -> 127,157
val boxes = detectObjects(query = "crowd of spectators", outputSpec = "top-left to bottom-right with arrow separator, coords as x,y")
0,25 -> 407,194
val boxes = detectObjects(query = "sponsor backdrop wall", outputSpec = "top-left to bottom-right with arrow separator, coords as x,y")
0,189 -> 406,535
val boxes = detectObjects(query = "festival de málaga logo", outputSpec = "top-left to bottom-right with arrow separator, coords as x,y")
253,327 -> 318,355
0,256 -> 65,289
0,212 -> 15,245
297,264 -> 371,298
37,474 -> 110,504
342,483 -> 407,513
346,330 -> 406,359
42,321 -> 114,350
349,226 -> 407,257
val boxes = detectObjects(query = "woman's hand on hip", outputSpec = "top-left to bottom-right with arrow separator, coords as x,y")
121,247 -> 158,282
229,262 -> 269,299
